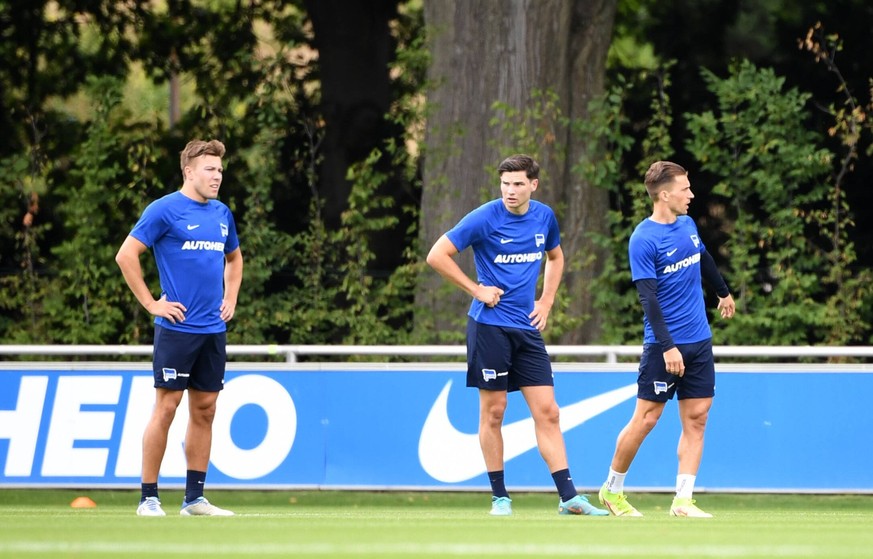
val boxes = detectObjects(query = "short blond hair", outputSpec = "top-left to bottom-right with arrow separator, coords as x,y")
180,139 -> 225,176
644,161 -> 687,200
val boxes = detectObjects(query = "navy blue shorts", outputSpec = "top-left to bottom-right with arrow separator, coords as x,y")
637,338 -> 715,401
465,318 -> 554,392
152,325 -> 227,392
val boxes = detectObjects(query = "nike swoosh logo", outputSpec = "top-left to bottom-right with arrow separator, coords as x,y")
187,224 -> 200,230
500,238 -> 513,244
666,248 -> 678,256
418,380 -> 637,483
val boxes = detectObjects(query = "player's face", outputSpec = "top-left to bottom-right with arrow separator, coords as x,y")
500,170 -> 538,215
185,155 -> 224,202
663,174 -> 693,215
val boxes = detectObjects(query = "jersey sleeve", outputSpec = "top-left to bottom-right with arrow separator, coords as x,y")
129,198 -> 170,248
545,208 -> 561,251
445,205 -> 488,252
628,227 -> 658,281
223,206 -> 240,253
636,278 -> 676,351
700,249 -> 730,297
688,216 -> 707,254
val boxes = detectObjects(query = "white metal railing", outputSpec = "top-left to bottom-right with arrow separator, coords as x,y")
3,344 -> 873,363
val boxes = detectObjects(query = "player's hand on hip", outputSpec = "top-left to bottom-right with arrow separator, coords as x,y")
475,284 -> 504,308
663,347 -> 685,377
147,295 -> 187,324
529,300 -> 552,331
220,299 -> 237,322
718,293 -> 736,319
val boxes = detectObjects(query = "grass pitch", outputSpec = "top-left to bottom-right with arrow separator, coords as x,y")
0,490 -> 871,558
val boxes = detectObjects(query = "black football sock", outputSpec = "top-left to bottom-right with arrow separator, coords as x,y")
185,470 -> 207,503
488,470 -> 509,498
551,469 -> 577,503
141,482 -> 158,502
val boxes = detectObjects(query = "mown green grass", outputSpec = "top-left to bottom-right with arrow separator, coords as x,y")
0,490 -> 871,558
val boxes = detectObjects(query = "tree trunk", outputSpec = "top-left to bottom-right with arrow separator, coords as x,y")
418,0 -> 617,343
304,0 -> 397,229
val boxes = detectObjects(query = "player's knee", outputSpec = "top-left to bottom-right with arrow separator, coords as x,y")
637,411 -> 661,433
685,412 -> 709,432
532,402 -> 560,426
481,404 -> 506,427
189,404 -> 217,426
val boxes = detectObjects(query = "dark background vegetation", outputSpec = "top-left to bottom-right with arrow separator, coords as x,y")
1,0 -> 871,352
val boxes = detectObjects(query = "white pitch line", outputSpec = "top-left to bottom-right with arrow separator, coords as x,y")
0,541 -> 826,556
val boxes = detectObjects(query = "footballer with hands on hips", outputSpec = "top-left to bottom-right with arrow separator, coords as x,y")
427,153 -> 609,517
116,139 -> 243,517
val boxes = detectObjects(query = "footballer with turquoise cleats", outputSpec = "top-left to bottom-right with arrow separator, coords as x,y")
598,161 -> 735,519
428,154 -> 607,518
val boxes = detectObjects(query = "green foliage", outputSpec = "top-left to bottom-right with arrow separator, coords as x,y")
685,59 -> 872,344
583,69 -> 676,344
41,77 -> 163,343
226,94 -> 297,346
340,151 -> 416,344
797,23 -> 873,345
585,58 -> 873,348
489,89 -> 568,194
488,90 -> 584,341
219,4 -> 426,350
0,1 -> 430,351
0,153 -> 52,341
269,148 -> 422,351
3,1 -> 873,352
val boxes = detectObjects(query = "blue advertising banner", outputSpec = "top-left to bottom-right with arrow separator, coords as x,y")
0,363 -> 871,492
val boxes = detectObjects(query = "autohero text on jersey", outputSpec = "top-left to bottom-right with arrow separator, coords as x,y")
181,240 -> 225,251
493,251 -> 544,264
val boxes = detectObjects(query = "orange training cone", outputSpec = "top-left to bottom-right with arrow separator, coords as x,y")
70,496 -> 97,509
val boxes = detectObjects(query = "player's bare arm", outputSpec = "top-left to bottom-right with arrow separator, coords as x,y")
115,235 -> 187,324
220,247 -> 244,322
427,234 -> 504,307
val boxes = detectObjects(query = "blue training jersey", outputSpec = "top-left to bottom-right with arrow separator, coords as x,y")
130,191 -> 240,334
446,199 -> 560,330
628,215 -> 711,344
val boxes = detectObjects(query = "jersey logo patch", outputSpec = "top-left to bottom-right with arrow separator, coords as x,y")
535,233 -> 545,247
161,368 -> 191,382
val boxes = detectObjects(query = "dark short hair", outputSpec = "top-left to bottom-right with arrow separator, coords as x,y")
180,139 -> 226,174
644,161 -> 687,199
497,154 -> 539,180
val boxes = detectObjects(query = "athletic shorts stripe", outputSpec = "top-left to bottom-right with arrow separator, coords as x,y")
152,325 -> 227,392
465,318 -> 553,392
637,338 -> 714,401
